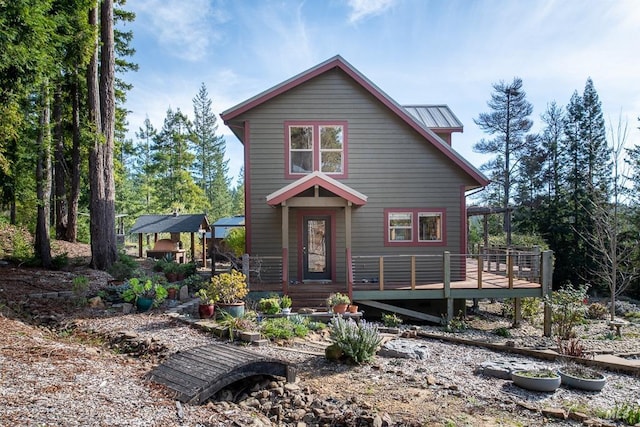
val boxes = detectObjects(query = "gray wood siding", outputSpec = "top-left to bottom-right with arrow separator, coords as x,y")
235,69 -> 478,281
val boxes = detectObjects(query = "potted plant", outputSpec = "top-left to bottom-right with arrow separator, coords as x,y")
558,365 -> 606,391
166,284 -> 180,300
209,270 -> 248,318
121,277 -> 168,312
163,262 -> 179,282
280,295 -> 292,315
327,292 -> 351,314
195,288 -> 218,319
258,297 -> 281,315
511,369 -> 561,392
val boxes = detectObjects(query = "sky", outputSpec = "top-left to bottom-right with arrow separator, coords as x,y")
123,0 -> 640,186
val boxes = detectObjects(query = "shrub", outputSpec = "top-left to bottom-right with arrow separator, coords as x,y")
587,302 -> 609,320
258,297 -> 281,315
108,252 -> 139,281
224,227 -> 246,257
209,270 -> 248,304
381,313 -> 403,327
502,297 -> 541,322
493,326 -> 511,338
547,283 -> 589,339
261,317 -> 309,340
329,316 -> 382,364
556,337 -> 587,358
600,403 -> 640,425
51,253 -> 69,270
217,311 -> 257,341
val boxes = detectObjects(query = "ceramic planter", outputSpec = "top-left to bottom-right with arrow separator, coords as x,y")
198,304 -> 215,319
558,367 -> 606,391
136,297 -> 153,312
511,370 -> 561,392
216,302 -> 245,318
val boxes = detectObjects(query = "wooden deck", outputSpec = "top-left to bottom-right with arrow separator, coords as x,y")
147,344 -> 295,404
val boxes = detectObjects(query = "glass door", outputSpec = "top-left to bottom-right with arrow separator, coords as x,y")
303,216 -> 331,281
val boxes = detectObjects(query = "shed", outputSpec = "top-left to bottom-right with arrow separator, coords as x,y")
206,215 -> 245,258
130,213 -> 210,267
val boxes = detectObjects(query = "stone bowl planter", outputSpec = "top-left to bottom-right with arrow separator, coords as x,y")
511,369 -> 561,392
558,366 -> 606,392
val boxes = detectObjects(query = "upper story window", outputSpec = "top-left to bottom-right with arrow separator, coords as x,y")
385,209 -> 446,246
286,122 -> 347,178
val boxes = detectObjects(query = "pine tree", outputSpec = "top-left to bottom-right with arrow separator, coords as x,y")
231,167 -> 245,216
192,83 -> 231,220
473,77 -> 533,244
150,108 -> 206,212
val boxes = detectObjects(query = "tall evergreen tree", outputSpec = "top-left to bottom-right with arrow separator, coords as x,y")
473,77 -> 533,244
150,108 -> 206,212
230,167 -> 245,216
192,83 -> 230,219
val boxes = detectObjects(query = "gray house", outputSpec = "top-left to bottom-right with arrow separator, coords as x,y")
221,56 -> 488,291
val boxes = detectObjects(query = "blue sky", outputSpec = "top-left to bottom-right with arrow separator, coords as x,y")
124,0 -> 640,185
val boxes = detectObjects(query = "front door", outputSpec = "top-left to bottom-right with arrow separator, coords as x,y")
303,216 -> 331,281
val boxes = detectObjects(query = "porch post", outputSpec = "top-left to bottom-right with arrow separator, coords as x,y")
542,250 -> 553,337
443,251 -> 453,323
345,203 -> 353,299
282,203 -> 289,294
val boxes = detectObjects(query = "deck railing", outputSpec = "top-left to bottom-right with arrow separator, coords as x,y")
350,249 -> 544,291
241,255 -> 283,286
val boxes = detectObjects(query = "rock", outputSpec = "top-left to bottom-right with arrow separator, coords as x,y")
122,303 -> 133,314
325,343 -> 343,360
179,285 -> 189,301
541,407 -> 567,420
88,296 -> 105,308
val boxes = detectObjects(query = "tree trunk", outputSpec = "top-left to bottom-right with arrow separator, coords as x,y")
66,72 -> 81,243
87,2 -> 117,270
35,84 -> 52,268
53,86 -> 68,239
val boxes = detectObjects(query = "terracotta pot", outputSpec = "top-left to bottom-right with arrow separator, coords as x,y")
198,304 -> 215,319
348,304 -> 359,313
165,272 -> 178,282
332,303 -> 349,314
167,288 -> 178,300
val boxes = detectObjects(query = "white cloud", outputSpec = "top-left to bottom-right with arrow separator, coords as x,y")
131,0 -> 228,61
347,0 -> 396,23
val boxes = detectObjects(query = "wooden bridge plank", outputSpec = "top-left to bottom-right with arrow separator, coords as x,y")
148,343 -> 295,404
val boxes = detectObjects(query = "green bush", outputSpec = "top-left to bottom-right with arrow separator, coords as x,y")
223,227 -> 246,257
258,297 -> 281,314
107,251 -> 139,281
502,297 -> 541,322
260,317 -> 309,340
587,302 -> 609,320
599,403 -> 640,425
329,316 -> 382,364
493,326 -> 511,338
547,283 -> 589,339
381,313 -> 403,327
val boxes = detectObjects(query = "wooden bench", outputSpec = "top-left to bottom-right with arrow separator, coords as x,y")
147,238 -> 186,263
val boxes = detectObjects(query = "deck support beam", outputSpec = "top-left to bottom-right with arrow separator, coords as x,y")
542,250 -> 553,337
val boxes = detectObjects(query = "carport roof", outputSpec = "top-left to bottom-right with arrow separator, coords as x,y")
130,214 -> 210,234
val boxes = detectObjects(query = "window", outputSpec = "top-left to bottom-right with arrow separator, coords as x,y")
385,209 -> 445,246
388,212 -> 412,241
286,122 -> 347,178
418,212 -> 442,242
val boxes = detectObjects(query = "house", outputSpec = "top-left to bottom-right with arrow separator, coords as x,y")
221,56 -> 552,324
221,55 -> 488,289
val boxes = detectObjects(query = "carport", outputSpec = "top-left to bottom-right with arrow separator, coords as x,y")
129,213 -> 210,267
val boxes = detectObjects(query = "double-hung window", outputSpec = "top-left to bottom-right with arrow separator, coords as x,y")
286,122 -> 347,178
385,209 -> 445,246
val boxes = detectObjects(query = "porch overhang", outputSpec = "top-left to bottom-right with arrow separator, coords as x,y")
266,171 -> 368,207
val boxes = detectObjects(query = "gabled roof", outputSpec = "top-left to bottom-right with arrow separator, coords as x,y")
130,214 -> 209,234
402,105 -> 463,132
266,171 -> 368,206
221,55 -> 488,188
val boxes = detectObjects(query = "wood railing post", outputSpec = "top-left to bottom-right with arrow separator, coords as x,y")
507,250 -> 514,289
542,250 -> 554,337
477,254 -> 483,289
242,254 -> 250,283
379,256 -> 384,291
443,251 -> 452,322
410,256 -> 416,290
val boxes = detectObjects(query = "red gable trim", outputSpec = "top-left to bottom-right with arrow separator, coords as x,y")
222,55 -> 488,188
266,171 -> 367,206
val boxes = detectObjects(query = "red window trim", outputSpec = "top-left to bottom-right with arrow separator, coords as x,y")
284,121 -> 348,179
383,208 -> 447,247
